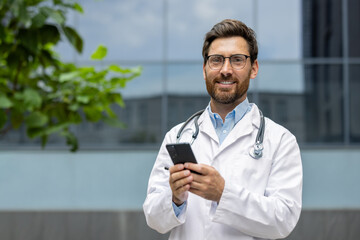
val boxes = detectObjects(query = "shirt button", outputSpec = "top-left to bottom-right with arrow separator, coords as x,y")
223,130 -> 227,134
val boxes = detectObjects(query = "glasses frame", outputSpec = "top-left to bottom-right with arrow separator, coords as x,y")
206,54 -> 250,70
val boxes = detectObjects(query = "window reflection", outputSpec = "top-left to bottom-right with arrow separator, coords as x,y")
3,0 -> 360,149
348,0 -> 360,57
350,65 -> 360,142
77,0 -> 163,61
304,64 -> 344,143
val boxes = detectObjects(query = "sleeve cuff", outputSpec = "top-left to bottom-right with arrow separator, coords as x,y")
172,201 -> 187,217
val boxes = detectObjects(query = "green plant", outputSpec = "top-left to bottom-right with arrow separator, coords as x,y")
0,0 -> 141,151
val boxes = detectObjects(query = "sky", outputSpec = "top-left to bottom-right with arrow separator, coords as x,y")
56,0 -> 303,97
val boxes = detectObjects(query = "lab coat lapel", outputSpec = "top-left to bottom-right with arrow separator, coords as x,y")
198,110 -> 219,144
219,104 -> 260,153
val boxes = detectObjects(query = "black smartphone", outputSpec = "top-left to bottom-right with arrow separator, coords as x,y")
166,143 -> 198,165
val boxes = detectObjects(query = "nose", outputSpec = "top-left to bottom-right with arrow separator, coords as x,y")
220,58 -> 233,77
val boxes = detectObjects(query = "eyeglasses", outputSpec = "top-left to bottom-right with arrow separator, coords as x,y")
206,54 -> 250,70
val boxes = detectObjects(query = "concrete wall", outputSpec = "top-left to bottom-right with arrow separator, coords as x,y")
0,149 -> 359,239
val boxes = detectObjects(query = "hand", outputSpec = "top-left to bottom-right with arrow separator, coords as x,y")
184,163 -> 225,203
169,164 -> 193,206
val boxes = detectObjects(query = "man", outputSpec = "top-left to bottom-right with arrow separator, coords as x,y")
143,19 -> 302,240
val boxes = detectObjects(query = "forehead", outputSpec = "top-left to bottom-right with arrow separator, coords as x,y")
208,37 -> 250,55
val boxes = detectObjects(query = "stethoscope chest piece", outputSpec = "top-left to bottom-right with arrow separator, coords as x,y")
249,142 -> 263,159
249,109 -> 265,159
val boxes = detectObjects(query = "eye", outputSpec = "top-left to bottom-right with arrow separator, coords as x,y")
232,56 -> 245,63
211,56 -> 223,63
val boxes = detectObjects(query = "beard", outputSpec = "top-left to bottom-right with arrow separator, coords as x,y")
205,70 -> 251,105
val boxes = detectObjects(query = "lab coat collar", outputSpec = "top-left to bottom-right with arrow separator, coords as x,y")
198,103 -> 262,150
198,109 -> 219,144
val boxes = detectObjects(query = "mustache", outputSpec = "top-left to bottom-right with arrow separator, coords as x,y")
214,76 -> 235,82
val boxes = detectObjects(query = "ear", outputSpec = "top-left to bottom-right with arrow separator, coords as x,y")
203,63 -> 206,80
250,59 -> 259,79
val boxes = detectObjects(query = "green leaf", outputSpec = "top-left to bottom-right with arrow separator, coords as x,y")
73,3 -> 84,13
91,45 -> 107,60
62,26 -> 83,53
39,25 -> 60,45
76,95 -> 90,104
41,134 -> 48,149
32,10 -> 48,28
25,111 -> 48,128
109,65 -> 132,74
23,88 -> 42,110
0,110 -> 7,129
11,109 -> 23,129
0,23 -> 6,41
27,122 -> 70,138
113,93 -> 125,108
39,49 -> 58,67
83,106 -> 102,122
111,77 -> 128,88
41,7 -> 65,25
68,103 -> 79,111
61,129 -> 78,152
0,94 -> 13,108
18,28 -> 39,53
59,71 -> 79,82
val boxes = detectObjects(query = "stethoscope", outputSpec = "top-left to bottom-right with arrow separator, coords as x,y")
176,109 -> 265,159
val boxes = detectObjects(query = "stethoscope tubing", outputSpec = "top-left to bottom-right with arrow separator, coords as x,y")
176,108 -> 265,159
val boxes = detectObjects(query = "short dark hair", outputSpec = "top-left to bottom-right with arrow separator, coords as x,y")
202,19 -> 258,65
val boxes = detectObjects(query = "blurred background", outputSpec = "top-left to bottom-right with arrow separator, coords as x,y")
1,0 -> 360,239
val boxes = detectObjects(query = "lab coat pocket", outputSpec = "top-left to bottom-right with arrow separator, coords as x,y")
226,153 -> 272,194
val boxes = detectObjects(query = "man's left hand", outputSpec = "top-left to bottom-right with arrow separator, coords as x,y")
184,163 -> 225,203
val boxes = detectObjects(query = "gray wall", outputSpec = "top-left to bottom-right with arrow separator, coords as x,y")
0,210 -> 359,240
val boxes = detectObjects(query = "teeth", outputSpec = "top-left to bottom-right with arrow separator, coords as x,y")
220,81 -> 233,85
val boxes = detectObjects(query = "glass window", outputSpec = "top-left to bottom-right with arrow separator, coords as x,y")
256,63 -> 304,93
348,0 -> 360,57
302,0 -> 343,58
349,65 -> 360,142
167,63 -> 209,128
75,0 -> 163,61
168,0 -> 254,60
167,63 -> 207,95
303,64 -> 344,143
258,0 -> 302,59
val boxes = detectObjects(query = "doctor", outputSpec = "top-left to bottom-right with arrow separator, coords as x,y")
143,19 -> 302,240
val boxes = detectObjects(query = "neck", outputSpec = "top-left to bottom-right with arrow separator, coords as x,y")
210,96 -> 245,121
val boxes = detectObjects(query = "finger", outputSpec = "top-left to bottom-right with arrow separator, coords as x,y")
169,164 -> 185,174
189,180 -> 203,190
173,175 -> 193,191
184,163 -> 209,175
175,183 -> 191,193
170,169 -> 191,184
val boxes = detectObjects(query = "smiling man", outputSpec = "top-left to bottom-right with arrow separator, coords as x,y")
143,19 -> 302,240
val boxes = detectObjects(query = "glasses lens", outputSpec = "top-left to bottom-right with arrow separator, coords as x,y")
230,55 -> 247,69
208,55 -> 223,70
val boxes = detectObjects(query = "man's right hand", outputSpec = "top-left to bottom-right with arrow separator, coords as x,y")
169,164 -> 193,206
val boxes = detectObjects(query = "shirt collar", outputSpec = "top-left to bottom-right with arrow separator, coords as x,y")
206,98 -> 251,128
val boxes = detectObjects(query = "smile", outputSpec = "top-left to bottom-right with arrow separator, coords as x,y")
218,81 -> 235,85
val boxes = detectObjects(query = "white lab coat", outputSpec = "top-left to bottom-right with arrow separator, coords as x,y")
143,104 -> 302,240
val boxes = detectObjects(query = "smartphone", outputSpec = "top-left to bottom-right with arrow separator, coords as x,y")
166,143 -> 198,165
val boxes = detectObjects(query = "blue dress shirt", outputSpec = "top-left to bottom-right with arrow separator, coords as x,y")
207,98 -> 252,144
